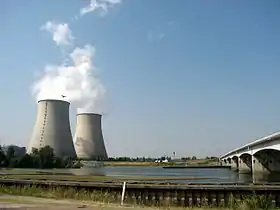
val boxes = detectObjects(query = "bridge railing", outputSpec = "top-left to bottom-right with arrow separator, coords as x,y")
220,131 -> 280,159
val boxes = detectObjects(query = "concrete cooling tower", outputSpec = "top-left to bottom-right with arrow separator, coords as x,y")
74,113 -> 108,160
27,99 -> 76,158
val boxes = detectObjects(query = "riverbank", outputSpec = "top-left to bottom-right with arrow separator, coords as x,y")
104,159 -> 218,167
104,161 -> 164,167
0,185 -> 274,209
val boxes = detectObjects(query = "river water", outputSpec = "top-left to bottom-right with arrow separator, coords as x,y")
13,166 -> 280,184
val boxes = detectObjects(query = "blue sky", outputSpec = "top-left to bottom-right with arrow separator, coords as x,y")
1,0 -> 280,158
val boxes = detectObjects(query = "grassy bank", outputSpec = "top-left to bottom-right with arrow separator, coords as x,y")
0,184 -> 274,209
186,159 -> 218,166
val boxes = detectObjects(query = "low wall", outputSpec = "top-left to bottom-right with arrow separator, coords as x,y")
1,179 -> 280,207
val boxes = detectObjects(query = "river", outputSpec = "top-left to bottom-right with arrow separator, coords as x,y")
10,166 -> 280,184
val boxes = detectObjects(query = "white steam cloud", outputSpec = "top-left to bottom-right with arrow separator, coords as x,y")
32,44 -> 105,113
31,0 -> 120,114
80,0 -> 121,16
41,21 -> 74,46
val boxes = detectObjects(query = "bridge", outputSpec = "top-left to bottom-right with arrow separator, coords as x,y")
220,131 -> 280,174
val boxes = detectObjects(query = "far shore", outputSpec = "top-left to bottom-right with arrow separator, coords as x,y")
104,159 -> 218,167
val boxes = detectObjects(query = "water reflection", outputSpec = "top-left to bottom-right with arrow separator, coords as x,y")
69,168 -> 106,176
237,173 -> 253,183
233,172 -> 280,183
60,167 -> 260,183
253,172 -> 280,183
74,166 -> 280,183
5,166 -> 280,183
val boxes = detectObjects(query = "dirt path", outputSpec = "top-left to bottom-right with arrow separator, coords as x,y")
0,195 -> 221,210
0,195 -> 151,210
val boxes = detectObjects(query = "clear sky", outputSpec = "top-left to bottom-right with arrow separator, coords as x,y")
1,0 -> 280,158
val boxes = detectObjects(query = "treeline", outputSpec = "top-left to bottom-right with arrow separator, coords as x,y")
0,144 -> 218,168
108,156 -> 218,162
0,146 -> 75,169
180,156 -> 218,161
108,156 -> 171,162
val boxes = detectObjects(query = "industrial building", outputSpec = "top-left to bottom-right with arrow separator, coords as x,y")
27,99 -> 76,158
74,113 -> 108,160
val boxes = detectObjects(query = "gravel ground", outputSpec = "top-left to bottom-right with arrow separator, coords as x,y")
0,195 -> 152,210
0,195 -> 222,210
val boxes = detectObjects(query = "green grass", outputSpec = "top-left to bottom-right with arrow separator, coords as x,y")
0,184 -> 276,209
0,185 -> 116,203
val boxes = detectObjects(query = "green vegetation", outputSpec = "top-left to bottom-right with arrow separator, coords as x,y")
105,156 -> 219,167
104,161 -> 170,166
0,144 -> 219,168
186,159 -> 219,166
0,145 -> 78,169
0,185 -> 116,204
0,184 -> 275,209
108,156 -> 218,162
104,159 -> 218,167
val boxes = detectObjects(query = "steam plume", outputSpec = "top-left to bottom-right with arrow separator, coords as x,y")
80,0 -> 121,16
32,44 -> 105,113
31,0 -> 120,114
41,21 -> 74,46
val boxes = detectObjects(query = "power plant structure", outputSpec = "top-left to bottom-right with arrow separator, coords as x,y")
74,113 -> 108,160
27,99 -> 76,158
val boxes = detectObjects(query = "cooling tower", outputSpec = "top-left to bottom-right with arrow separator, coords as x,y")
74,113 -> 108,160
27,99 -> 76,158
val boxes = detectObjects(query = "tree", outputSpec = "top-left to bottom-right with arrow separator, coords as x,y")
38,146 -> 55,168
6,146 -> 15,160
0,144 -> 77,169
0,146 -> 6,165
181,157 -> 191,161
32,148 -> 39,155
18,154 -> 33,168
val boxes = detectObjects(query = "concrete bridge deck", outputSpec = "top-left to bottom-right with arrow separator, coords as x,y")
220,131 -> 280,174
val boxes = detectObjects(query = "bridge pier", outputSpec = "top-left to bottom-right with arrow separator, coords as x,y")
227,158 -> 232,167
238,154 -> 252,174
231,156 -> 239,171
225,158 -> 238,170
252,149 -> 280,173
222,159 -> 227,166
252,156 -> 270,174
